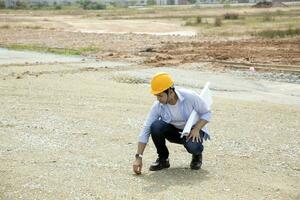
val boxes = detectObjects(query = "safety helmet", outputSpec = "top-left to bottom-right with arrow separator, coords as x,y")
150,72 -> 174,95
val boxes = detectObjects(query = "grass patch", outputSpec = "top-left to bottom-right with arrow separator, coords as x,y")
24,25 -> 43,29
262,14 -> 274,22
214,17 -> 222,27
184,16 -> 212,26
256,28 -> 300,38
185,16 -> 226,28
0,24 -> 10,29
1,44 -> 101,55
223,13 -> 239,20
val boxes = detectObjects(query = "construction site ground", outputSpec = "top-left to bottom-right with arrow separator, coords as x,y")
0,6 -> 299,200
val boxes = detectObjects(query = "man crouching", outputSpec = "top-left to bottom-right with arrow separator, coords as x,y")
133,72 -> 211,174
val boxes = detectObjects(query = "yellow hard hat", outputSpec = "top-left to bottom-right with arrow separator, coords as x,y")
150,72 -> 174,95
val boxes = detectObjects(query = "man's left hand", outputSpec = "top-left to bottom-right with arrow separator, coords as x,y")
186,128 -> 202,143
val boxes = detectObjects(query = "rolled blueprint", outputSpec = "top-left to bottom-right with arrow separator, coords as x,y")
181,82 -> 212,138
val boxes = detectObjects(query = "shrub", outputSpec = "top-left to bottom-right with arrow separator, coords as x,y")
79,0 -> 106,10
54,5 -> 62,10
196,16 -> 202,24
223,13 -> 239,20
0,25 -> 10,29
276,10 -> 283,16
214,17 -> 222,27
148,0 -> 156,5
0,0 -> 5,9
184,16 -> 203,26
262,14 -> 274,22
53,1 -> 62,10
188,0 -> 197,4
29,1 -> 51,9
257,28 -> 300,38
223,3 -> 230,8
15,0 -> 28,9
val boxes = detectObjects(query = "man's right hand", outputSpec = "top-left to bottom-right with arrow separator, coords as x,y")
133,158 -> 143,175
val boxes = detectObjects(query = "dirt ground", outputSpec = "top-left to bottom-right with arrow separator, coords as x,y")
1,10 -> 300,71
0,7 -> 300,200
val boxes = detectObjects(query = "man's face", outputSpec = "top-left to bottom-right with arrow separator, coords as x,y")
155,92 -> 168,104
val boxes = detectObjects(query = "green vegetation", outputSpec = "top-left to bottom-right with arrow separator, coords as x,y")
196,16 -> 202,24
0,25 -> 42,29
214,17 -> 222,27
0,24 -> 10,29
262,13 -> 274,22
187,0 -> 197,4
256,28 -> 300,38
0,0 -> 5,9
184,16 -> 205,26
1,1 -> 68,10
1,4 -> 300,39
223,13 -> 239,20
147,0 -> 156,5
185,16 -> 223,27
1,44 -> 101,55
24,25 -> 42,29
79,0 -> 106,10
183,8 -> 300,38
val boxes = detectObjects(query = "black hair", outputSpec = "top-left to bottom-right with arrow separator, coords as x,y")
163,86 -> 175,94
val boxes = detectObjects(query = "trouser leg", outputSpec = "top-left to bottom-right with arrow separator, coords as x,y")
150,120 -> 181,159
151,120 -> 205,158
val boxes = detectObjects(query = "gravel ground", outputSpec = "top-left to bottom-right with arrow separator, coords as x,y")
0,56 -> 299,200
228,70 -> 300,84
0,11 -> 299,200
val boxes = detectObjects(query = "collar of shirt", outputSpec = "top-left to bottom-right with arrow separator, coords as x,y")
158,88 -> 185,106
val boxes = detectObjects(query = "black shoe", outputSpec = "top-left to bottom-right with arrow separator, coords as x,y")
190,154 -> 202,170
149,158 -> 170,171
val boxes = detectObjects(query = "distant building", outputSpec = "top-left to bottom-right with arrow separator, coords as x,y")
196,0 -> 219,4
156,0 -> 187,5
4,0 -> 300,8
4,0 -> 78,8
156,0 -> 166,5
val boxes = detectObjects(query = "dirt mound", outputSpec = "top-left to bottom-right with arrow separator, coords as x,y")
253,1 -> 288,8
253,1 -> 273,8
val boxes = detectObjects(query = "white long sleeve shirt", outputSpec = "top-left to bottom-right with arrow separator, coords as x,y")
139,88 -> 211,144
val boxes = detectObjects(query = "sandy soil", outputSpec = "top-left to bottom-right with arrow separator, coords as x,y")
0,9 -> 300,200
0,48 -> 300,200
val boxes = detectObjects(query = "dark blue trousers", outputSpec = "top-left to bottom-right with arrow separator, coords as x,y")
150,120 -> 204,160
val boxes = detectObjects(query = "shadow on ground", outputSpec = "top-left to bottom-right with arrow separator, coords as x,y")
135,168 -> 210,193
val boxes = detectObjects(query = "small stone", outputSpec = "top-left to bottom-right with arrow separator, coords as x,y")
144,47 -> 155,52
